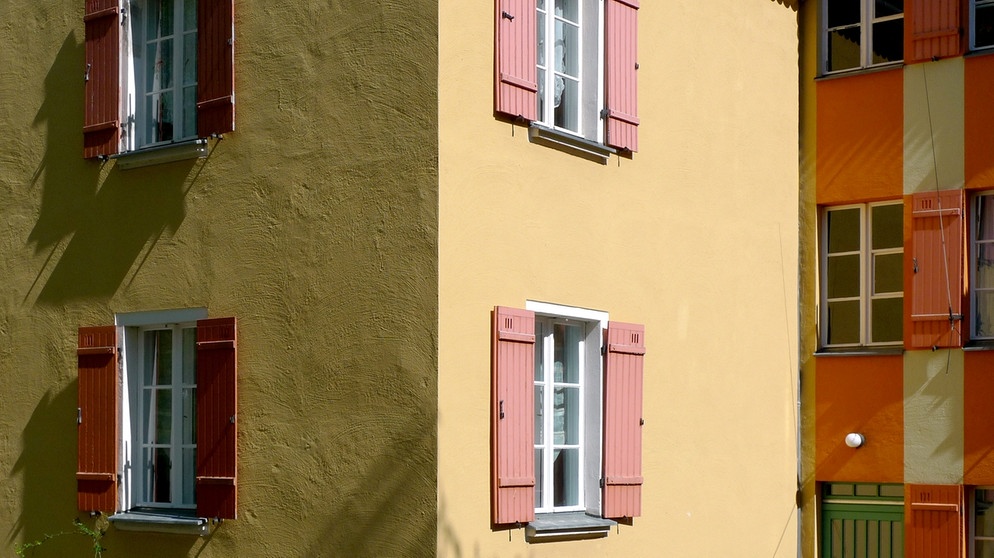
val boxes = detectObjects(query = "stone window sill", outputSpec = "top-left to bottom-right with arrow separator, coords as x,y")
528,125 -> 615,164
108,510 -> 211,536
111,139 -> 208,170
525,512 -> 616,543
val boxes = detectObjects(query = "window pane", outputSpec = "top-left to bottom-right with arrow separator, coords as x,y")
977,5 -> 994,48
149,447 -> 172,503
535,448 -> 543,508
183,33 -> 197,85
828,254 -> 861,298
855,484 -> 878,496
828,300 -> 861,345
182,328 -> 196,384
873,253 -> 903,294
829,483 -> 855,496
878,484 -> 903,498
555,20 -> 579,78
976,290 -> 994,338
145,330 -> 172,385
872,19 -> 904,64
182,447 -> 196,505
828,28 -> 862,71
183,0 -> 197,32
871,297 -> 903,343
554,0 -> 578,23
553,448 -> 579,507
537,11 -> 546,68
182,387 -> 196,444
554,76 -> 579,132
147,91 -> 175,143
828,0 -> 861,28
537,67 -> 546,122
554,323 -> 581,384
875,0 -> 903,18
146,39 -> 174,91
156,389 -> 172,443
535,385 -> 544,444
828,208 -> 861,253
872,204 -> 903,250
147,0 -> 174,40
554,387 -> 579,445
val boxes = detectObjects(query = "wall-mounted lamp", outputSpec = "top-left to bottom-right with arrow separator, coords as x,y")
845,432 -> 865,448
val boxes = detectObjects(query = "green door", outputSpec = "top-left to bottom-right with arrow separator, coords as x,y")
822,483 -> 904,558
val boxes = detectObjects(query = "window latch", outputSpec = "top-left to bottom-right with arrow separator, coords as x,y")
501,11 -> 514,21
77,408 -> 82,425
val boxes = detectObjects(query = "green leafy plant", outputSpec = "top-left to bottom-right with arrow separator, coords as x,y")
15,518 -> 106,558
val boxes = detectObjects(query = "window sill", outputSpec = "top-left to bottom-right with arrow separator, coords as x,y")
816,62 -> 903,81
528,125 -> 615,164
963,341 -> 994,351
525,512 -> 616,543
814,346 -> 904,357
108,510 -> 211,536
111,139 -> 209,170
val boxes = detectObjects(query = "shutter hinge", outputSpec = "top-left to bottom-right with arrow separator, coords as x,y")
599,478 -> 605,488
501,11 -> 514,21
84,63 -> 91,82
601,344 -> 607,355
77,408 -> 82,425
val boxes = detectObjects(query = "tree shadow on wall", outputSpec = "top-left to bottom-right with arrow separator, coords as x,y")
27,32 -> 197,306
771,0 -> 799,11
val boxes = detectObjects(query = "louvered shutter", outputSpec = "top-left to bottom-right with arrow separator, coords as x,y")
602,321 -> 644,520
491,306 -> 536,525
494,0 -> 538,121
604,0 -> 639,152
83,0 -> 121,158
197,0 -> 235,136
905,484 -> 965,557
910,190 -> 965,349
196,317 -> 237,519
77,326 -> 118,513
906,0 -> 963,63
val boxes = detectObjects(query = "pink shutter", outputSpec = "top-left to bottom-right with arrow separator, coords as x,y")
602,321 -> 644,520
491,306 -> 536,525
494,0 -> 538,121
604,0 -> 639,152
77,326 -> 118,513
196,317 -> 237,519
905,484 -> 965,557
906,0 -> 963,63
83,0 -> 120,158
910,190 -> 965,349
197,0 -> 235,136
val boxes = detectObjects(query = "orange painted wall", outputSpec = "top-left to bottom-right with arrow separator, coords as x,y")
816,70 -> 904,205
964,351 -> 994,484
815,355 -> 904,482
965,54 -> 994,190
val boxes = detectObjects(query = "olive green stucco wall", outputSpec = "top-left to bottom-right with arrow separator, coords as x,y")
0,1 -> 437,556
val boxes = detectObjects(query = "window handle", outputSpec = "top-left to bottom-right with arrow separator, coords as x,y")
77,407 -> 82,425
501,11 -> 514,21
913,257 -> 918,273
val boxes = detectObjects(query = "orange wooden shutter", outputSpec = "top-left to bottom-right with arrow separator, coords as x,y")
77,326 -> 118,513
491,306 -> 536,525
905,484 -> 965,557
83,0 -> 120,158
604,0 -> 639,152
910,190 -> 965,349
197,0 -> 235,136
906,0 -> 963,63
196,317 -> 237,519
494,0 -> 538,121
602,321 -> 644,520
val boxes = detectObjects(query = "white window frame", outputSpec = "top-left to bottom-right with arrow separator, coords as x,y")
117,308 -> 206,512
526,301 -> 607,516
821,202 -> 904,348
534,0 -> 605,144
123,0 -> 199,151
822,0 -> 904,75
972,486 -> 994,558
972,0 -> 994,50
972,192 -> 994,340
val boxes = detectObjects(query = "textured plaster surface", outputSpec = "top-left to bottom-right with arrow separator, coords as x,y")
438,1 -> 800,557
0,1 -> 437,556
903,58 -> 965,194
903,350 -> 964,484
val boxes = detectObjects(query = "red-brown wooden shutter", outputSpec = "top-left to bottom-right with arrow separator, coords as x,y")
910,190 -> 965,349
77,326 -> 118,513
197,0 -> 235,136
906,0 -> 963,63
83,0 -> 121,158
604,0 -> 639,152
905,484 -> 965,557
196,317 -> 237,519
491,306 -> 536,525
602,321 -> 644,520
494,0 -> 538,121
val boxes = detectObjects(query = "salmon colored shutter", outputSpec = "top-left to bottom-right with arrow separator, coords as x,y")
604,0 -> 639,152
494,0 -> 538,121
196,317 -> 237,519
83,0 -> 121,158
905,484 -> 965,557
910,190 -> 965,349
197,0 -> 235,136
602,321 -> 644,520
77,326 -> 118,513
491,306 -> 536,525
906,0 -> 963,63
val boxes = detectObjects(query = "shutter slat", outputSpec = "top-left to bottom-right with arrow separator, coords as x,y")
603,321 -> 644,520
907,0 -> 963,63
197,0 -> 235,136
604,0 -> 639,152
83,0 -> 121,158
491,306 -> 536,525
494,0 -> 538,121
910,190 -> 965,349
196,317 -> 237,519
77,325 -> 118,513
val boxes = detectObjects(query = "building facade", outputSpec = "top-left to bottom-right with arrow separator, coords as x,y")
1,1 -> 799,556
800,0 -> 994,556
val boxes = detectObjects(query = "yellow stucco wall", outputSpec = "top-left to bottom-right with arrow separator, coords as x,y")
0,1 -> 437,556
438,2 -> 800,556
904,58 -> 965,195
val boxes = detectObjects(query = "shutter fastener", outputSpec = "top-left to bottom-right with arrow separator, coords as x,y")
501,11 -> 514,21
84,63 -> 91,82
77,408 -> 82,425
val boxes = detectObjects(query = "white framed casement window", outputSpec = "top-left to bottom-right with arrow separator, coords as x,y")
973,0 -> 994,50
822,0 -> 904,74
821,202 -> 904,347
972,193 -> 994,340
973,487 -> 994,558
528,301 -> 606,515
